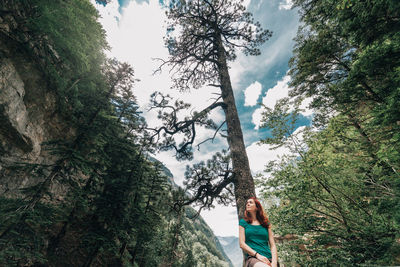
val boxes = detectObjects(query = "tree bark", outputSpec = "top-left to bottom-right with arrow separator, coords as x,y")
216,33 -> 256,218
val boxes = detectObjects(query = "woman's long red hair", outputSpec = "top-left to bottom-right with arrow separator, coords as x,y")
244,197 -> 270,228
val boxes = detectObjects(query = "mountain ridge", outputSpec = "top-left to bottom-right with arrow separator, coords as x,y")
217,235 -> 242,267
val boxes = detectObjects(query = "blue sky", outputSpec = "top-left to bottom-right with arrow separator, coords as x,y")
93,0 -> 312,237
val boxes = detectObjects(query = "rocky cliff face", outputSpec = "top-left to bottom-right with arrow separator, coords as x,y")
0,2 -> 234,266
0,3 -> 73,197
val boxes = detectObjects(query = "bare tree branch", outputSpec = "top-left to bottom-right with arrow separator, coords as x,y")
147,92 -> 226,159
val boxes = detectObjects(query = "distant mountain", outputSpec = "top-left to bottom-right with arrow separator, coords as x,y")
151,156 -> 233,266
183,207 -> 234,267
217,236 -> 242,267
147,156 -> 178,188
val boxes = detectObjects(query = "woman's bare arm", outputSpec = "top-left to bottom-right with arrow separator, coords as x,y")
268,227 -> 278,267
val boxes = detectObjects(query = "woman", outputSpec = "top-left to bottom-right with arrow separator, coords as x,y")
239,197 -> 278,267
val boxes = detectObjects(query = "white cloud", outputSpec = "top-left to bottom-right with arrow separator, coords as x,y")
246,125 -> 307,176
263,75 -> 291,109
228,3 -> 301,95
252,75 -> 290,129
251,108 -> 264,130
199,205 -> 239,237
244,81 -> 262,106
279,0 -> 293,10
246,141 -> 290,174
95,0 -> 172,108
299,97 -> 313,117
228,57 -> 247,90
241,0 -> 252,9
252,74 -> 313,129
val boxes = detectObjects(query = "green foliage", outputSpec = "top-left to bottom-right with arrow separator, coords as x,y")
23,0 -> 110,124
29,0 -> 107,73
176,207 -> 230,267
0,198 -> 64,266
289,0 -> 400,127
257,0 -> 400,264
259,116 -> 400,265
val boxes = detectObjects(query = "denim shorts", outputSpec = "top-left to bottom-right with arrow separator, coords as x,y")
245,256 -> 279,267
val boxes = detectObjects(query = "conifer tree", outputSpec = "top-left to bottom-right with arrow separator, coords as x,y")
152,0 -> 272,218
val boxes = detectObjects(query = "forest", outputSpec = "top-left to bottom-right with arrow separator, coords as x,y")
0,0 -> 399,266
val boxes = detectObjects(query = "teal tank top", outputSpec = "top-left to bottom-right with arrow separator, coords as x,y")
239,218 -> 272,259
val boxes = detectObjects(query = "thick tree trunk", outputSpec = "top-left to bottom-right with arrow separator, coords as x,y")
216,34 -> 256,219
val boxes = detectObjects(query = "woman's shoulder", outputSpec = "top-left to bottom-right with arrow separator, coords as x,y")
239,218 -> 248,227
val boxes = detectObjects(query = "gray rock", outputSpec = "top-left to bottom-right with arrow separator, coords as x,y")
0,37 -> 73,199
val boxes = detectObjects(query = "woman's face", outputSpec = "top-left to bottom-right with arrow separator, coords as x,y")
246,199 -> 257,212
